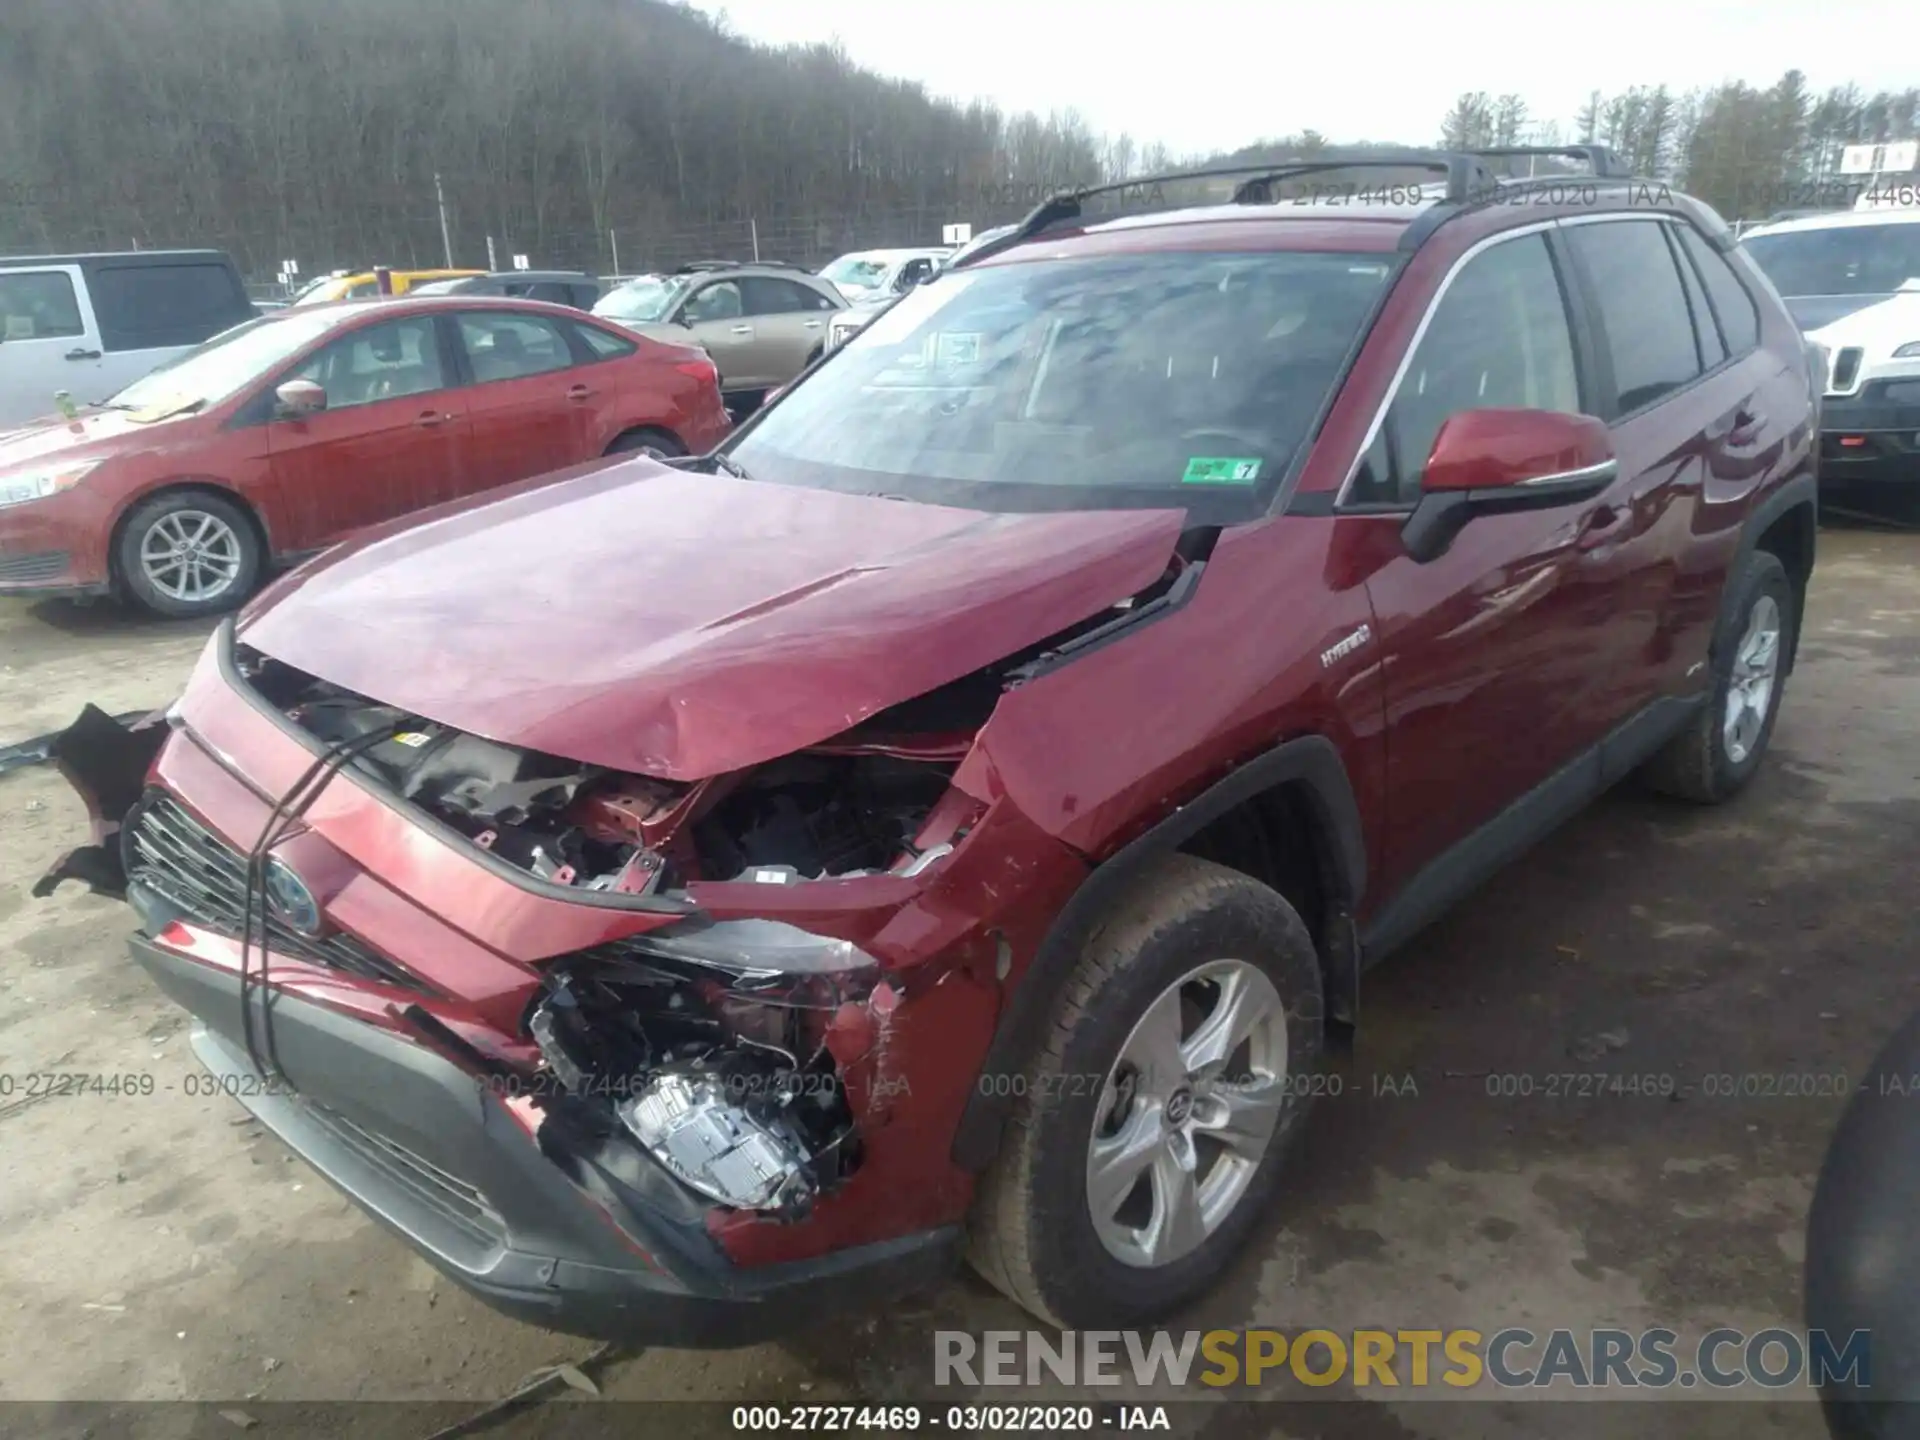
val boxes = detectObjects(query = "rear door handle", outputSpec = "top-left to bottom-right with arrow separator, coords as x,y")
65,347 -> 101,361
415,411 -> 448,428
1726,407 -> 1766,446
729,325 -> 754,335
567,384 -> 593,401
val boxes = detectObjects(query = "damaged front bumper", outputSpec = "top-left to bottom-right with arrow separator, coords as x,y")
36,621 -> 1090,1342
130,927 -> 959,1345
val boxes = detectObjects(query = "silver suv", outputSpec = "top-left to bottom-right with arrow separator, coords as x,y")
592,261 -> 846,402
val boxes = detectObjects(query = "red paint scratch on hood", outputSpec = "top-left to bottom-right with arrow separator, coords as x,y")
240,461 -> 1183,780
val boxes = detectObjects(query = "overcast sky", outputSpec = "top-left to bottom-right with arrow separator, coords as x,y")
692,0 -> 1915,157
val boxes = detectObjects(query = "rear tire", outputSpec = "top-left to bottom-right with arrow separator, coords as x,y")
115,489 -> 262,619
1643,550 -> 1793,803
966,854 -> 1325,1328
606,428 -> 685,460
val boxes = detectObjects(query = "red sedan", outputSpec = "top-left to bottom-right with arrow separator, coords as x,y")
0,296 -> 729,615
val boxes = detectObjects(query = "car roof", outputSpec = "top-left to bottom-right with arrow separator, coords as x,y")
1743,207 -> 1920,239
267,294 -> 620,325
0,248 -> 232,268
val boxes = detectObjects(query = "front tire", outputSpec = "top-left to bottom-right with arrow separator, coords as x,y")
115,490 -> 262,619
967,855 -> 1325,1328
606,428 -> 685,460
1643,550 -> 1793,803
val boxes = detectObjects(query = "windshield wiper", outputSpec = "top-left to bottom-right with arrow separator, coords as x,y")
709,452 -> 753,480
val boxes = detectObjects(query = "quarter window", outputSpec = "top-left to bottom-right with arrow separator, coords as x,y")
1567,220 -> 1703,413
457,312 -> 573,382
1667,225 -> 1726,370
1675,225 -> 1761,354
0,271 -> 84,341
288,316 -> 446,410
87,261 -> 250,352
1351,233 -> 1581,507
574,322 -> 637,360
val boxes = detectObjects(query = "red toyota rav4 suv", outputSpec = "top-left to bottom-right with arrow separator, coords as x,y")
39,148 -> 1819,1341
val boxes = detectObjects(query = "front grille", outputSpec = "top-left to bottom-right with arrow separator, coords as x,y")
0,550 -> 70,583
127,792 -> 430,994
1829,347 -> 1865,394
305,1101 -> 507,1249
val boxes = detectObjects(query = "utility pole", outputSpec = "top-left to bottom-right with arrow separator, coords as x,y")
486,234 -> 498,272
610,229 -> 620,275
434,172 -> 454,268
750,218 -> 760,262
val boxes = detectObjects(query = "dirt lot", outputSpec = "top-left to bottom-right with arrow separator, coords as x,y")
1,526 -> 1915,1438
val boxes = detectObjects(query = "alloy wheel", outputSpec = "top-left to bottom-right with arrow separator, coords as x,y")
1085,959 -> 1289,1269
139,510 -> 243,605
1724,594 -> 1782,765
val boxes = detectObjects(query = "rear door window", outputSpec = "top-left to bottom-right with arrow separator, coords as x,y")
0,270 -> 85,340
86,260 -> 250,352
1566,220 -> 1706,413
739,278 -> 825,316
456,311 -> 575,382
573,322 -> 637,361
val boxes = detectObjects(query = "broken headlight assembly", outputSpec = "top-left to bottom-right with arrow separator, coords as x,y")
527,919 -> 880,1218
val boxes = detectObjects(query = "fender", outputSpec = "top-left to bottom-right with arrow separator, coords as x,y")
949,733 -> 1367,1173
1714,469 -> 1817,676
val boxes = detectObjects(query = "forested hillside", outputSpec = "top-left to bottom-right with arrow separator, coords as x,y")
2,0 -> 1916,279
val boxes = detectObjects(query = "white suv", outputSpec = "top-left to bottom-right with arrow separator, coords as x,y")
0,250 -> 256,430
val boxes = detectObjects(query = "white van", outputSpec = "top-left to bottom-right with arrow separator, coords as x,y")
0,250 -> 257,430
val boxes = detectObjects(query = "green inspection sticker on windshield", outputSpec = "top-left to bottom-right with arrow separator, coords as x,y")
1182,456 -> 1262,485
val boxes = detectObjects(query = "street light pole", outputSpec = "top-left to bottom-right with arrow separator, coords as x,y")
435,172 -> 454,268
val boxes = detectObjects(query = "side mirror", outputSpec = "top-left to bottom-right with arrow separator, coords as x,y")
274,379 -> 327,418
1401,409 -> 1616,564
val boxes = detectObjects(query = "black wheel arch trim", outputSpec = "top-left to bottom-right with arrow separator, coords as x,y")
1718,471 -> 1816,677
950,733 -> 1366,1173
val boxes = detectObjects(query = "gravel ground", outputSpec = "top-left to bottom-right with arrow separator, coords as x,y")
1,524 -> 1914,1438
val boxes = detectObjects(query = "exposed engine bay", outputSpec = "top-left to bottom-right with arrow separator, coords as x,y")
227,645 -> 958,1217
236,646 -> 969,896
525,932 -> 874,1217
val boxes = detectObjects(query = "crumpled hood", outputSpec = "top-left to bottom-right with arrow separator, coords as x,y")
239,460 -> 1184,780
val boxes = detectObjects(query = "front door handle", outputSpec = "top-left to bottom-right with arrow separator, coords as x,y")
65,347 -> 102,361
803,320 -> 823,329
415,411 -> 447,428
728,324 -> 754,335
1576,503 -> 1631,551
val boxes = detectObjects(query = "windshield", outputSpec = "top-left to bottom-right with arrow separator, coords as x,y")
1743,223 -> 1920,297
593,276 -> 686,323
408,278 -> 466,296
731,249 -> 1392,518
822,257 -> 891,292
105,310 -> 348,413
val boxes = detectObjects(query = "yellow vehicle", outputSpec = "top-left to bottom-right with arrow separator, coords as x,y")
290,268 -> 484,306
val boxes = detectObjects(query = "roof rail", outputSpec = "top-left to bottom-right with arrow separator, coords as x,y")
1464,145 -> 1632,178
948,151 -> 1507,271
942,146 -> 1648,272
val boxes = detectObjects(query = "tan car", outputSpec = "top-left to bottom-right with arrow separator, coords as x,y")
591,261 -> 845,402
